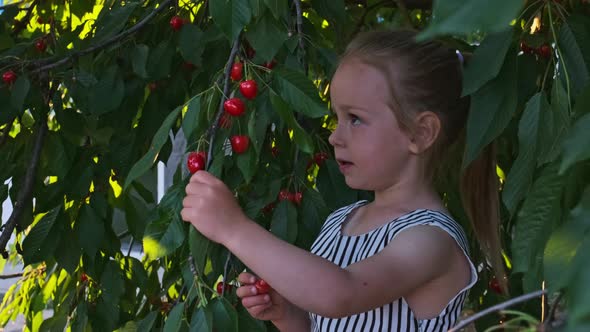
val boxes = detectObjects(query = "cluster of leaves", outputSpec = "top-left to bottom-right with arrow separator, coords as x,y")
0,0 -> 589,331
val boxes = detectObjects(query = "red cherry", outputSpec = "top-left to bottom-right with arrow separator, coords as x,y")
254,279 -> 271,294
2,70 -> 17,85
538,44 -> 552,59
262,202 -> 276,215
271,146 -> 279,158
245,44 -> 256,59
223,98 -> 246,116
489,277 -> 503,294
239,80 -> 258,100
293,192 -> 303,205
148,82 -> 157,92
230,135 -> 250,154
183,62 -> 196,70
519,41 -> 532,54
263,60 -> 277,70
230,62 -> 243,81
80,273 -> 88,282
37,17 -> 44,24
170,16 -> 184,31
278,189 -> 290,201
314,152 -> 329,165
218,113 -> 232,129
35,39 -> 47,52
216,281 -> 232,295
187,151 -> 206,174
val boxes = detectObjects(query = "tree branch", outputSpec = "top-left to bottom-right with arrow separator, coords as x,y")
0,273 -> 23,279
0,1 -> 27,10
11,0 -> 39,36
293,0 -> 307,75
30,0 -> 174,74
205,36 -> 241,168
449,289 -> 547,332
0,120 -> 48,253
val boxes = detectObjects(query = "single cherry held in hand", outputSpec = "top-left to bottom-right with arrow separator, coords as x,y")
223,98 -> 246,116
239,80 -> 258,100
254,279 -> 271,294
187,151 -> 206,174
230,135 -> 250,154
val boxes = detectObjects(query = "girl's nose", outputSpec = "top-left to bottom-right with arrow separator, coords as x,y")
328,124 -> 343,147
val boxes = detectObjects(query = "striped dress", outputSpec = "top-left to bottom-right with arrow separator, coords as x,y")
309,200 -> 477,332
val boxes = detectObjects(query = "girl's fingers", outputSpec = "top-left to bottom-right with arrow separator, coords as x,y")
247,303 -> 274,318
238,272 -> 257,284
240,293 -> 271,308
236,285 -> 257,298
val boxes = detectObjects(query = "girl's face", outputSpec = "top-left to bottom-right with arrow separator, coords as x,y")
328,58 -> 416,191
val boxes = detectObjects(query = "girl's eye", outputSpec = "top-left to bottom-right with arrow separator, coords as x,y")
350,115 -> 362,126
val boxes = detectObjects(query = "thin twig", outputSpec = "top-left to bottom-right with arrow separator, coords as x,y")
221,250 -> 232,296
0,120 -> 48,253
11,0 -> 40,36
449,289 -> 547,332
205,36 -> 241,168
187,36 -> 241,277
0,273 -> 24,279
30,0 -> 174,74
293,0 -> 307,75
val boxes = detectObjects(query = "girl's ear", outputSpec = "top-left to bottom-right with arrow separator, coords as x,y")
408,111 -> 441,154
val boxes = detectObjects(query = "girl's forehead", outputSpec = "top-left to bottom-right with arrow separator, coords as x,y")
330,60 -> 394,106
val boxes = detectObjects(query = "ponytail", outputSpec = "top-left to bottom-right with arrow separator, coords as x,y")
460,143 -> 508,294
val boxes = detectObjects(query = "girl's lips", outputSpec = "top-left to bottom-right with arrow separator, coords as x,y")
336,159 -> 354,172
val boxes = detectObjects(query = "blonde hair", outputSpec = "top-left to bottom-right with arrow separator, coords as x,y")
340,29 -> 507,293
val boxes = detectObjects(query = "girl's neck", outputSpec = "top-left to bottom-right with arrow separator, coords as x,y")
371,176 -> 442,213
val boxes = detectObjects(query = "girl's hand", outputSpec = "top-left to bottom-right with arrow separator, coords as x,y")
236,272 -> 289,321
181,171 -> 249,245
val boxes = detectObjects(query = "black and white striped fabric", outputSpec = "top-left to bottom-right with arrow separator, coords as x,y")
309,200 -> 477,332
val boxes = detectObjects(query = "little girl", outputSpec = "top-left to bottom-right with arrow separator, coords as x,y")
181,29 -> 505,331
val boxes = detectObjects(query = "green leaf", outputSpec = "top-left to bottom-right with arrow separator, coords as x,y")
250,98 -> 271,155
10,75 -> 30,111
316,160 -> 359,210
100,260 -> 125,302
512,162 -> 564,274
263,0 -> 287,20
22,207 -> 61,264
163,302 -> 185,332
544,187 -> 590,291
124,106 -> 181,190
78,204 -> 105,258
182,96 -> 202,139
210,298 -> 238,332
502,93 -> 547,216
143,211 -> 185,260
567,235 -> 590,325
464,53 -> 518,167
269,91 -> 314,154
236,142 -> 259,183
272,67 -> 329,118
245,13 -> 288,62
270,200 -> 298,243
93,3 -> 139,42
190,306 -> 212,332
210,0 -> 252,42
237,305 -> 267,332
131,44 -> 149,79
537,80 -> 570,165
560,112 -> 590,174
179,25 -> 206,66
147,39 -> 175,79
418,0 -> 523,40
311,0 -> 347,25
189,227 -> 210,274
89,65 -> 125,116
462,29 -> 513,96
558,14 -> 590,96
137,312 -> 159,331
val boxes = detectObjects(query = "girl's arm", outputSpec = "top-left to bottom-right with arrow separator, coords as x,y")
271,305 -> 311,332
182,171 -> 456,318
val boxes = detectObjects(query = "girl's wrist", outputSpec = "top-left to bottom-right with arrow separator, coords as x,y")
272,304 -> 310,332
